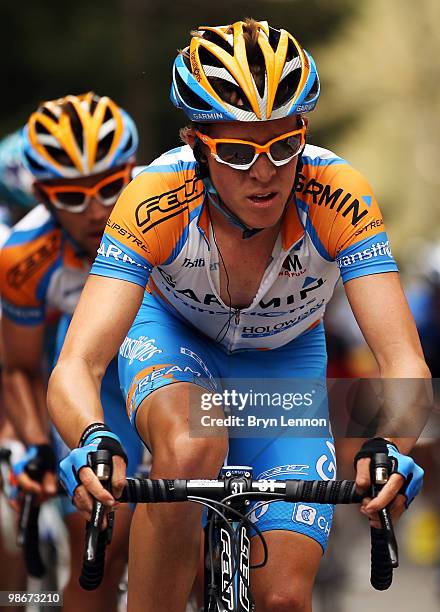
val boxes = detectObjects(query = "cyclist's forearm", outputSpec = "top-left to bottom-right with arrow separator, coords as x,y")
374,360 -> 433,447
47,357 -> 105,449
2,368 -> 49,446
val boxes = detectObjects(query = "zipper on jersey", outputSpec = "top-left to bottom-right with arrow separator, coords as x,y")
227,308 -> 241,351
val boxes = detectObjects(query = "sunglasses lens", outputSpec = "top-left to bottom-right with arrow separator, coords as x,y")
98,177 -> 125,202
216,143 -> 255,166
270,134 -> 302,161
55,191 -> 87,207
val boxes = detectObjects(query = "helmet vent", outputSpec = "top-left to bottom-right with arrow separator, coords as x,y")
247,45 -> 266,97
45,145 -> 74,168
35,121 -> 51,136
103,106 -> 113,123
122,133 -> 133,154
286,38 -> 299,63
201,30 -> 232,54
267,26 -> 281,52
199,46 -> 226,69
274,70 -> 302,110
303,75 -> 319,103
175,67 -> 212,111
90,97 -> 99,114
23,151 -> 47,173
40,107 -> 58,121
63,102 -> 84,154
207,78 -> 252,112
96,131 -> 114,162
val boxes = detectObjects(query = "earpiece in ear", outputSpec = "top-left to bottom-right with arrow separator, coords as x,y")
193,138 -> 210,179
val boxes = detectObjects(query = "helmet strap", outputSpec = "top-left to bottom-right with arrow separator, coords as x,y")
202,177 -> 263,240
201,150 -> 303,240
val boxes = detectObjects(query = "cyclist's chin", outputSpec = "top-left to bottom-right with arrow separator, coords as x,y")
77,234 -> 103,258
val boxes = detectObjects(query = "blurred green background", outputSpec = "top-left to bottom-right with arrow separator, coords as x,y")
2,0 -> 440,260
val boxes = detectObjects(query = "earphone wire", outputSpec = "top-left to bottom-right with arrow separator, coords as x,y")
208,204 -> 235,344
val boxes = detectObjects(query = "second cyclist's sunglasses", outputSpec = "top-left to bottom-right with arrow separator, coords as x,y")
195,120 -> 306,171
36,165 -> 132,213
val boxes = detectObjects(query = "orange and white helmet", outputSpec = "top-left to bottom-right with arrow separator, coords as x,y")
22,92 -> 138,180
171,19 -> 320,122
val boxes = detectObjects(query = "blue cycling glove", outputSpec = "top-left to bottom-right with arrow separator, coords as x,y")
13,443 -> 56,479
354,437 -> 424,507
59,424 -> 128,499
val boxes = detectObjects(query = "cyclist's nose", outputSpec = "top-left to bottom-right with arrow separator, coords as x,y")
86,197 -> 110,223
248,153 -> 277,182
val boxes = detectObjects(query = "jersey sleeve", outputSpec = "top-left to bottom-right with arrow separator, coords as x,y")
91,158 -> 204,287
298,157 -> 398,283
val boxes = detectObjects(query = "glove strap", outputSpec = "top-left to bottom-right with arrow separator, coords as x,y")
79,423 -> 110,447
354,437 -> 398,468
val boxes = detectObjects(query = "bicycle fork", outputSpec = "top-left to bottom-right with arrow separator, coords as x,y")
205,467 -> 254,612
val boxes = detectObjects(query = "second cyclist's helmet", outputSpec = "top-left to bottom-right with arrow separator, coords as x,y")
171,18 -> 320,122
22,92 -> 138,180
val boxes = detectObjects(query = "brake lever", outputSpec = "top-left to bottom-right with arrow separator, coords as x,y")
371,452 -> 399,568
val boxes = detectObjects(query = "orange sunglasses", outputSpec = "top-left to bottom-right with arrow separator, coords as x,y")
37,165 -> 132,213
195,121 -> 306,170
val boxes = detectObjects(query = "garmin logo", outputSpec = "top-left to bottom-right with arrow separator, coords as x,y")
296,103 -> 315,113
193,112 -> 224,120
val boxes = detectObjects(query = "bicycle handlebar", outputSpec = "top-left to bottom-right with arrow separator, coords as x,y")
0,448 -> 66,580
0,448 -> 47,578
119,476 -> 362,505
81,451 -> 399,595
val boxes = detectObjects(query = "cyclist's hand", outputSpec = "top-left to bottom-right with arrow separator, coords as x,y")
354,437 -> 424,528
59,426 -> 128,521
12,444 -> 57,503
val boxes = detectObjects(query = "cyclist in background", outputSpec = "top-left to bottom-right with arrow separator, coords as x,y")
0,129 -> 36,228
0,92 -> 144,612
0,129 -> 38,605
49,21 -> 428,611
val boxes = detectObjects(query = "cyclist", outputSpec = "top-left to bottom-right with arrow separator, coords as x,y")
0,130 -> 36,225
0,130 -> 37,604
0,92 -> 144,612
48,21 -> 428,611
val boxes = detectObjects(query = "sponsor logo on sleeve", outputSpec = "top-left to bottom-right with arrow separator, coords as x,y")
354,218 -> 384,236
336,240 -> 393,269
97,241 -> 150,271
134,177 -> 202,233
296,176 -> 370,227
107,221 -> 150,253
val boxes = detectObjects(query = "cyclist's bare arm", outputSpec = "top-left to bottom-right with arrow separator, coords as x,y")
47,274 -> 144,512
345,271 -> 431,518
48,275 -> 144,448
346,271 -> 428,377
1,318 -> 49,446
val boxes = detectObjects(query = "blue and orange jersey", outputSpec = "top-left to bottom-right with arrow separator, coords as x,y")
92,144 -> 398,352
0,205 -> 90,325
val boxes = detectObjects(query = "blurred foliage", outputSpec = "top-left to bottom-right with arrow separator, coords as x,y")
314,0 -> 440,259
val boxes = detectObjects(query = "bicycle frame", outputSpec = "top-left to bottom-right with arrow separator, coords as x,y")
204,467 -> 253,612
